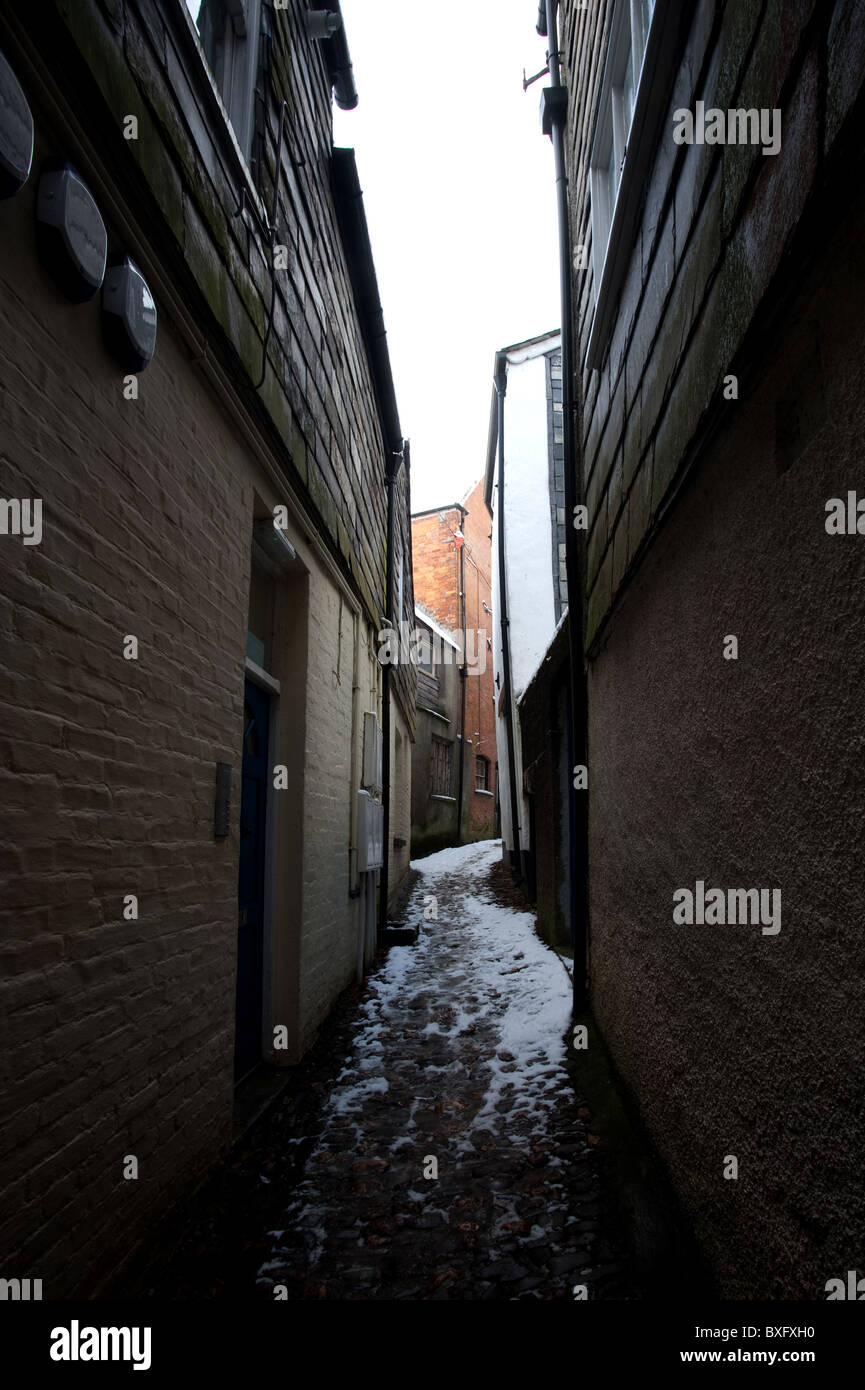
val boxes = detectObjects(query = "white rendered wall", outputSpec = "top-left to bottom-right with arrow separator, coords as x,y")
502,352 -> 558,700
489,340 -> 560,862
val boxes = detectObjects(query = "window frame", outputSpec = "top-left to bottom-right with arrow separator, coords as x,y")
430,738 -> 453,799
585,0 -> 681,371
183,0 -> 264,170
417,625 -> 435,676
589,1 -> 653,314
475,755 -> 490,793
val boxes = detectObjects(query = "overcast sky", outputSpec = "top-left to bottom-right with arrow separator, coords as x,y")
333,1 -> 560,512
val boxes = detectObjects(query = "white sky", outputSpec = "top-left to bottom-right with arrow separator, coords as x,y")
333,1 -> 560,512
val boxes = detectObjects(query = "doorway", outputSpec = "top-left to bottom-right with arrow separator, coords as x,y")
235,677 -> 270,1083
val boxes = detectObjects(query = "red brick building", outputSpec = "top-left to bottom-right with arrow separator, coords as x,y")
411,479 -> 496,844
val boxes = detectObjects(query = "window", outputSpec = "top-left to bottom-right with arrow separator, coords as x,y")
585,0 -> 661,372
246,561 -> 274,671
590,0 -> 655,296
547,351 -> 568,623
430,739 -> 452,798
417,624 -> 435,676
185,0 -> 263,160
475,756 -> 490,793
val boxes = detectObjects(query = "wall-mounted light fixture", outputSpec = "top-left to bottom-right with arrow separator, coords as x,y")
252,517 -> 298,577
36,160 -> 106,301
102,254 -> 157,371
0,50 -> 33,198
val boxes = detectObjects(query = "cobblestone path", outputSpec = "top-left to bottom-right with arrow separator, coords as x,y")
256,840 -> 635,1300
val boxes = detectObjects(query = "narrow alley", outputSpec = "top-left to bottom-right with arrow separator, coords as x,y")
254,840 -> 633,1300
121,840 -> 641,1304
4,0 -> 864,1351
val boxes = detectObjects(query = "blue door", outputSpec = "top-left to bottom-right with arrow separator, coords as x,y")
235,678 -> 269,1082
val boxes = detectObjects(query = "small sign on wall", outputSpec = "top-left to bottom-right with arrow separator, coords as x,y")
214,762 -> 232,838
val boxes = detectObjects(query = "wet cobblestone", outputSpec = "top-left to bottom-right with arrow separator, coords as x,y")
255,841 -> 637,1301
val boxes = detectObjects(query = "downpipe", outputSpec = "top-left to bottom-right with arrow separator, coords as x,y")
544,0 -> 589,1010
378,441 -> 406,941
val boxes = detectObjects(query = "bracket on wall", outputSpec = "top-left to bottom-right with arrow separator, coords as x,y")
522,62 -> 550,91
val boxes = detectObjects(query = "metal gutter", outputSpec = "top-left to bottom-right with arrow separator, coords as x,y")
323,2 -> 358,110
330,147 -> 402,454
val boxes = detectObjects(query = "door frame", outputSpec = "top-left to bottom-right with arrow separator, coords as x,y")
240,657 -> 280,1076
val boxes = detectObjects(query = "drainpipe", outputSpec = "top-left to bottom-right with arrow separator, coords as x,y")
455,505 -> 468,842
379,440 -> 407,940
320,3 -> 358,110
541,0 -> 589,1010
494,360 -> 522,880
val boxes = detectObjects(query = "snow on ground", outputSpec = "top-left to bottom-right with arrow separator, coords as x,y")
412,838 -> 574,1147
258,837 -> 579,1288
458,887 -> 573,1142
410,836 -> 503,876
299,837 -> 572,1150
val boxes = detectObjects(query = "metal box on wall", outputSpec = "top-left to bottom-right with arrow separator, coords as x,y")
362,711 -> 383,796
357,789 -> 384,871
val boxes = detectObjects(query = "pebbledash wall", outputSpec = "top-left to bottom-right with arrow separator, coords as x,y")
560,0 -> 865,1295
0,0 -> 413,1297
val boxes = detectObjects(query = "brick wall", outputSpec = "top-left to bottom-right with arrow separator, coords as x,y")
412,485 -> 496,842
460,479 -> 497,839
0,164 -> 247,1290
411,508 -> 462,631
0,0 -> 412,1295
